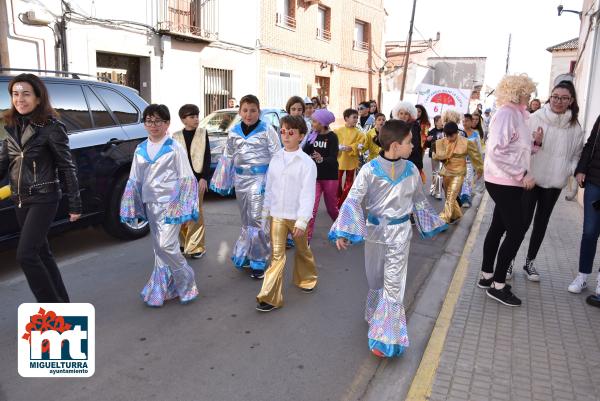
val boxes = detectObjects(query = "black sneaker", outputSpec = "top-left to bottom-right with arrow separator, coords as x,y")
301,287 -> 314,293
250,270 -> 265,280
486,286 -> 521,307
478,276 -> 511,291
523,259 -> 540,282
586,294 -> 600,308
190,251 -> 206,259
256,302 -> 277,312
477,276 -> 493,289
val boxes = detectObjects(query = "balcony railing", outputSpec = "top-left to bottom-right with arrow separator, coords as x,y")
316,28 -> 331,41
353,40 -> 369,51
275,12 -> 296,29
157,0 -> 218,41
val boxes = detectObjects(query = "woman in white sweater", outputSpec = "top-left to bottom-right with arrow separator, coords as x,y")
508,80 -> 584,281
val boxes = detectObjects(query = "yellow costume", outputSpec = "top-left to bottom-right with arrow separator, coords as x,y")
364,128 -> 382,161
434,136 -> 483,223
334,126 -> 365,170
172,127 -> 209,255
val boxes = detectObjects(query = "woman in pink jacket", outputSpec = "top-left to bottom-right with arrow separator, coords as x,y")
478,74 -> 540,307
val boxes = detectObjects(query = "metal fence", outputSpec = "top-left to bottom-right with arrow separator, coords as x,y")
204,67 -> 233,116
157,0 -> 218,41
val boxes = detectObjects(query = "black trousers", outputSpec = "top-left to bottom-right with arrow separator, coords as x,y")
481,182 -> 526,283
15,202 -> 70,302
522,185 -> 562,261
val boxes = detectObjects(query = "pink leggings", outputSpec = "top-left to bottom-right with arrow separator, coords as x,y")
307,180 -> 340,242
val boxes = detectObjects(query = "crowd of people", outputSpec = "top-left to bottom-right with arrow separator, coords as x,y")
1,72 -> 600,361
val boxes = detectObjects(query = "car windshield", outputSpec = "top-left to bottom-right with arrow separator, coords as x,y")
199,111 -> 239,135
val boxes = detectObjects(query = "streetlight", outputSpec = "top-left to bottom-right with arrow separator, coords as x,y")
557,5 -> 582,17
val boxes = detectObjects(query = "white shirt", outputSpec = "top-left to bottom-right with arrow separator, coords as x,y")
263,148 -> 317,230
147,135 -> 169,160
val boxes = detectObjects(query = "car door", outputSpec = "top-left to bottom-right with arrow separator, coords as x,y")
0,79 -> 19,242
45,82 -> 129,221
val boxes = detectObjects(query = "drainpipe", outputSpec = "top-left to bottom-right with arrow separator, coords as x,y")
58,17 -> 68,71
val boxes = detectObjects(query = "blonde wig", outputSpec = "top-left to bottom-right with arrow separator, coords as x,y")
495,74 -> 537,107
442,109 -> 462,125
392,101 -> 418,120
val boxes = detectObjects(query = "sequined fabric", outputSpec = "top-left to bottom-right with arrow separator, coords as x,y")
209,155 -> 235,196
120,178 -> 145,223
165,176 -> 199,224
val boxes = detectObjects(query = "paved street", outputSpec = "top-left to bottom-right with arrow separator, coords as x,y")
423,193 -> 600,401
0,158 -> 456,401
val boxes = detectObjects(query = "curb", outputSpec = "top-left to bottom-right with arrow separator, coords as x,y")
361,191 -> 488,401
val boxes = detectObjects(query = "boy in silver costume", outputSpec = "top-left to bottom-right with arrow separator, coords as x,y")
330,120 -> 448,357
210,95 -> 281,279
120,104 -> 199,307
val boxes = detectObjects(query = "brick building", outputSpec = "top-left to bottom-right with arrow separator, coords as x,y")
259,0 -> 386,118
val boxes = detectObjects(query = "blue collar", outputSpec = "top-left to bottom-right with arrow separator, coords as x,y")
136,137 -> 174,163
231,120 -> 269,139
370,158 -> 414,185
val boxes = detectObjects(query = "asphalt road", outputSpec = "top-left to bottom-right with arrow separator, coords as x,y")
0,156 -> 455,401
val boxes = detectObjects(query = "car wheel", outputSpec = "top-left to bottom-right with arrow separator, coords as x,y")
103,173 -> 149,240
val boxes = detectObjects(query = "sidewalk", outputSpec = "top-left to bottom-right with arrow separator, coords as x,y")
410,193 -> 600,401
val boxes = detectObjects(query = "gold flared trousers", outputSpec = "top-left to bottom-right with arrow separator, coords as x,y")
256,218 -> 317,308
179,190 -> 206,254
440,175 -> 464,224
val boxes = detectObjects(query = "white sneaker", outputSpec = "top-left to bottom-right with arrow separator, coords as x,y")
568,273 -> 588,294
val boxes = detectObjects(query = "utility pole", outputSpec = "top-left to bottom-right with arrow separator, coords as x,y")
505,33 -> 512,74
400,0 -> 417,100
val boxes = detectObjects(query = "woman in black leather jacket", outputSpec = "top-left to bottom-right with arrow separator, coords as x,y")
0,73 -> 81,302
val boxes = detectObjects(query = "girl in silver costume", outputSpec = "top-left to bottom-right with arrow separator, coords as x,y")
330,120 -> 448,358
120,104 -> 199,307
210,95 -> 281,279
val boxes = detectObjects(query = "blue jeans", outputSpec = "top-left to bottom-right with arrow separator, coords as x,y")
579,182 -> 600,274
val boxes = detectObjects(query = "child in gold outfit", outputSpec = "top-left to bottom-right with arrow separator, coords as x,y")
256,115 -> 318,312
434,122 -> 483,224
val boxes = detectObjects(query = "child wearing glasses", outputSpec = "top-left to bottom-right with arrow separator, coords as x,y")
335,108 -> 365,207
210,95 -> 281,279
120,104 -> 199,307
172,104 -> 211,259
256,116 -> 318,312
330,120 -> 448,357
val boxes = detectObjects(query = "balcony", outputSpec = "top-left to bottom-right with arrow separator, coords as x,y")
316,28 -> 331,41
353,40 -> 369,51
276,12 -> 296,30
157,0 -> 218,42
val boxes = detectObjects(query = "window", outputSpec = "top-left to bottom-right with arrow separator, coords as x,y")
570,60 -> 576,73
94,87 -> 139,125
263,112 -> 280,131
204,67 -> 233,116
354,20 -> 370,51
351,87 -> 366,110
83,87 -> 115,128
265,71 -> 302,109
0,81 -> 10,140
276,0 -> 296,29
46,84 -> 93,132
316,6 -> 331,40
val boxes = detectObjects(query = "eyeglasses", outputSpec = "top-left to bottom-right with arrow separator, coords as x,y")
280,128 -> 299,136
358,106 -> 368,110
550,95 -> 572,103
144,119 -> 166,127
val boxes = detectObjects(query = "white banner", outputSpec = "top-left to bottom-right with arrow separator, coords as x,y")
416,84 -> 472,118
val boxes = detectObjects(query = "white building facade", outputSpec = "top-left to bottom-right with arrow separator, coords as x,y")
0,0 -> 259,129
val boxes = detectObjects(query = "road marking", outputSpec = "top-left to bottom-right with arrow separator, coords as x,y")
0,251 -> 99,287
216,241 -> 230,264
405,194 -> 489,401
